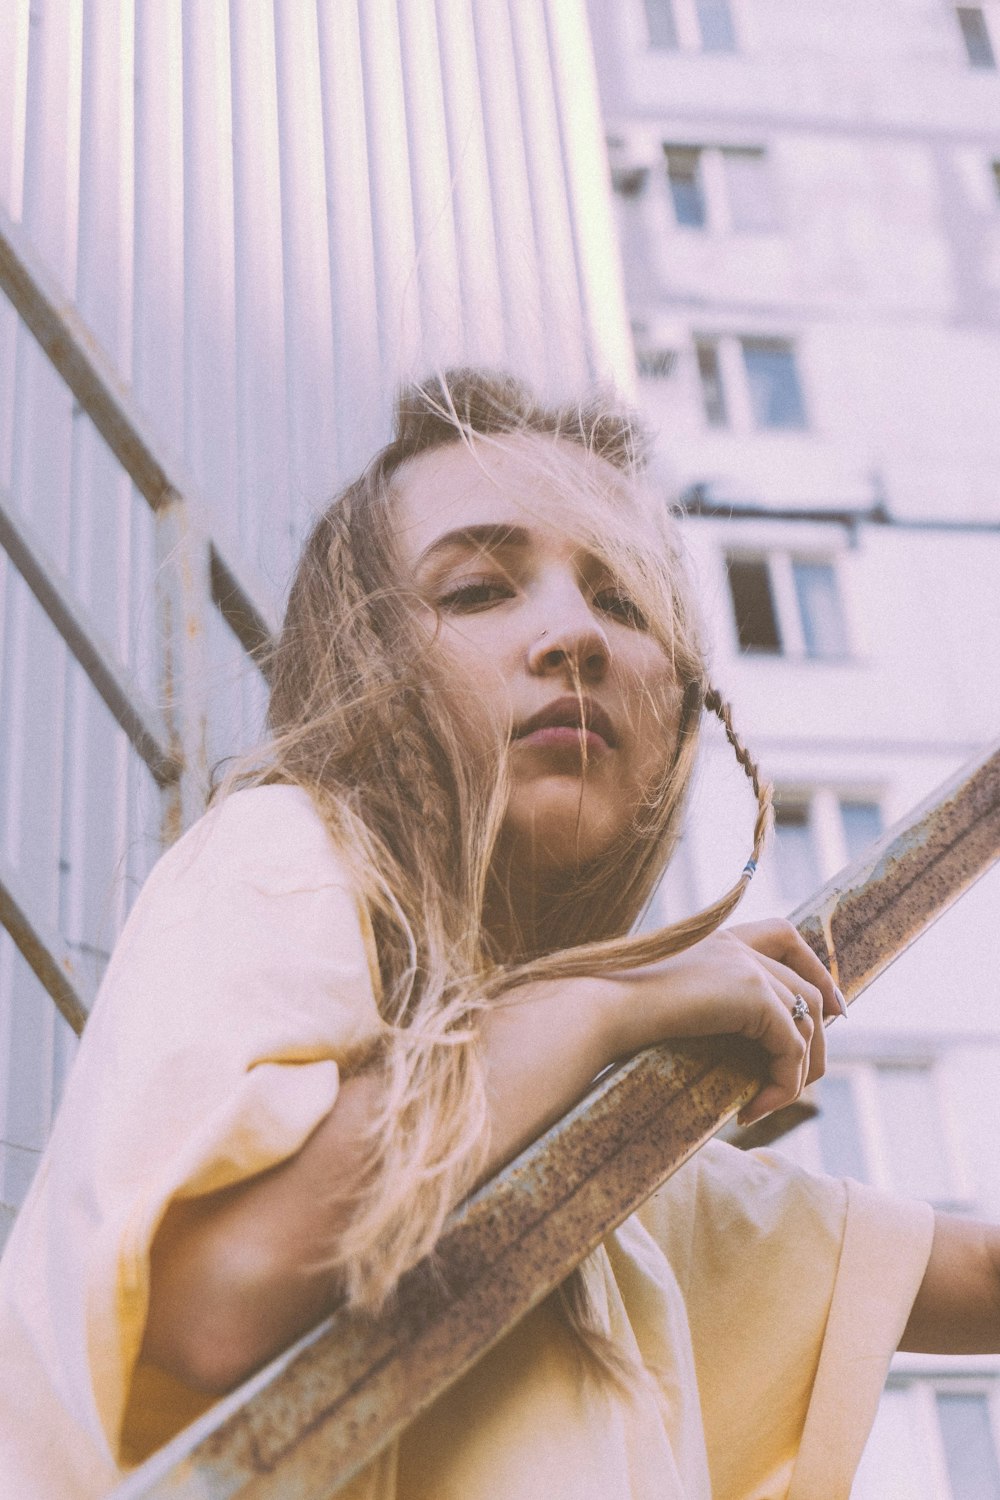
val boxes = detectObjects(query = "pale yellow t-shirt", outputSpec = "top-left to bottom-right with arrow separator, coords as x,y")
0,786 -> 934,1500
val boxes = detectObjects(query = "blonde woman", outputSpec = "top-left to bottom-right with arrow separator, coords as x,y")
0,370 -> 995,1499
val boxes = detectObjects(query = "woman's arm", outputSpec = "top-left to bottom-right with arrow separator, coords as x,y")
899,1214 -> 1000,1354
142,919 -> 840,1393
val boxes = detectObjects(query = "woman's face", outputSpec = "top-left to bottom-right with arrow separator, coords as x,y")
393,434 -> 681,874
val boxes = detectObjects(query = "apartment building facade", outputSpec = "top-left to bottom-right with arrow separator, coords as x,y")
588,2 -> 1000,1493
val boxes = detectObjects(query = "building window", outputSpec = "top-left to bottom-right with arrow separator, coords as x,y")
791,560 -> 849,658
696,338 -> 728,425
727,556 -> 780,651
839,799 -> 884,863
992,159 -> 1000,200
957,7 -> 997,67
855,1381 -> 1000,1500
770,789 -> 881,904
741,338 -> 807,428
773,801 -> 822,901
643,0 -> 737,52
643,0 -> 679,47
813,1062 -> 961,1204
721,147 -> 780,231
694,0 -> 736,51
664,146 -> 706,226
725,552 -> 849,661
937,1393 -> 1000,1499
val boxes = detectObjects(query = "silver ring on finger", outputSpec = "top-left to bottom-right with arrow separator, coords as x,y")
791,994 -> 809,1024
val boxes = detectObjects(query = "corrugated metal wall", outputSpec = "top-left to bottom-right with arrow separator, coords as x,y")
0,0 -> 633,1240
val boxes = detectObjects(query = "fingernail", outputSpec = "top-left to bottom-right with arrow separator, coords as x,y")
834,986 -> 848,1017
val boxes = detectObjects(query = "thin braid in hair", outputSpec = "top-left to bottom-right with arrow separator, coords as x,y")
703,685 -> 772,884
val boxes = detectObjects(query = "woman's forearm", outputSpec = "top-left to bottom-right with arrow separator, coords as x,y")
141,975 -> 616,1394
143,918 -> 840,1393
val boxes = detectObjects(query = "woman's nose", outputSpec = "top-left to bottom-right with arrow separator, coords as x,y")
526,595 -> 611,683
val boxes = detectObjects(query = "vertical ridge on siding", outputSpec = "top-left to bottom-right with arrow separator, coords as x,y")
315,0 -> 383,475
273,1 -> 338,535
433,0 -> 506,367
357,0 -> 422,407
397,0 -> 465,370
470,0 -> 547,378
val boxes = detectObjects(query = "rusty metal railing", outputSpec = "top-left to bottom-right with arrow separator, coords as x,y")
0,202 -> 278,1031
112,739 -> 1000,1500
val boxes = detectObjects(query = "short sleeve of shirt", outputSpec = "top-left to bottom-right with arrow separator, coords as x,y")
634,1139 -> 935,1500
0,786 -> 385,1495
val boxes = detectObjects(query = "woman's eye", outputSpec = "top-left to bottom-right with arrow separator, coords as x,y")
594,588 -> 649,630
436,577 -> 514,612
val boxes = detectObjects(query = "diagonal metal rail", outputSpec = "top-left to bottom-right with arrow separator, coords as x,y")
114,739 -> 1000,1500
0,852 -> 92,1033
0,202 -> 279,1006
0,202 -> 277,664
0,485 -> 179,787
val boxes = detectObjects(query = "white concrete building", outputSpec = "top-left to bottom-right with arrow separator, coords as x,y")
588,0 -> 1000,1493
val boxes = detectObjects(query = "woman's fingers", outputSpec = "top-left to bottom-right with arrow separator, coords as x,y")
729,918 -> 847,1021
756,956 -> 827,1085
734,965 -> 826,1127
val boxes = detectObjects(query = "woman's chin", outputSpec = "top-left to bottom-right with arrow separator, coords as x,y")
498,789 -> 626,875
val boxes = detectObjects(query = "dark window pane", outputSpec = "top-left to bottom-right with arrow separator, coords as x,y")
792,560 -> 848,658
839,801 -> 882,864
816,1074 -> 869,1182
665,146 -> 706,227
773,801 -> 821,903
741,338 -> 807,429
696,339 -> 728,426
695,0 -> 737,51
958,7 -> 997,67
937,1393 -> 1000,1500
612,165 -> 648,199
644,0 -> 679,48
727,556 -> 780,651
992,160 -> 1000,200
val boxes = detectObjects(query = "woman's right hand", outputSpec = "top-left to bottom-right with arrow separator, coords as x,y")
595,919 -> 846,1126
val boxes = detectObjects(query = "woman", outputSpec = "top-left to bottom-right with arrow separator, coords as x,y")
0,369 -> 995,1499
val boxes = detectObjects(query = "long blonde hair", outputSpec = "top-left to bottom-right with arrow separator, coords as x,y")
232,369 -> 770,1371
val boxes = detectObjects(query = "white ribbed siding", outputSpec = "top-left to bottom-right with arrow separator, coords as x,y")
0,0 -> 633,1240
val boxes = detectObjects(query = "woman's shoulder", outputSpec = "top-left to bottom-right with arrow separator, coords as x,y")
154,783 -> 353,896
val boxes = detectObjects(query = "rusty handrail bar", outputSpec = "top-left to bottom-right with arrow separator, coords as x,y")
111,739 -> 1000,1500
0,851 -> 92,1033
0,485 -> 179,788
0,202 -> 277,663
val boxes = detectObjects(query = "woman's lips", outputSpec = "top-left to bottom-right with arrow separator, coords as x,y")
513,697 -> 618,753
514,724 -> 611,754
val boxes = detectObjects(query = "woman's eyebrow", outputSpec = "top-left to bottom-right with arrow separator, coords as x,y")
414,523 -> 530,570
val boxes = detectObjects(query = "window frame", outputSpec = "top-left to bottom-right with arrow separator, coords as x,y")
956,6 -> 998,69
660,143 -> 779,234
723,548 -> 851,661
640,0 -> 739,52
854,1375 -> 1000,1500
692,333 -> 807,434
802,1058 -> 972,1210
770,785 -> 883,902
